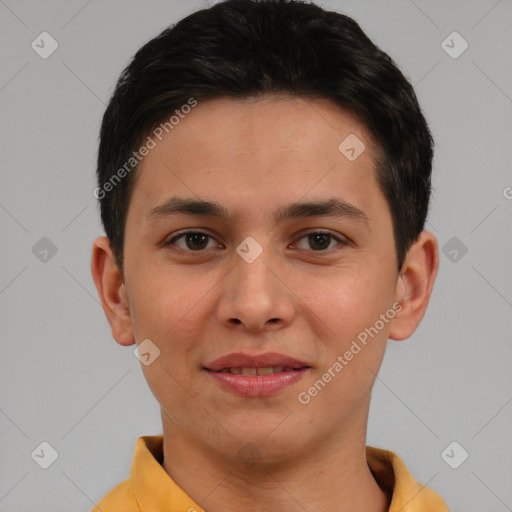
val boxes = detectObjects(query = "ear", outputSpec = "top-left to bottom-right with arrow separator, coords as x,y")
388,231 -> 439,341
91,236 -> 135,346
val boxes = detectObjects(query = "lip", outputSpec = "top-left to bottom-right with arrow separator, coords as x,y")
204,352 -> 309,371
203,352 -> 311,398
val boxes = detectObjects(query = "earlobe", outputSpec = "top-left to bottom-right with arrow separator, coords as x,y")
91,236 -> 135,346
388,231 -> 439,341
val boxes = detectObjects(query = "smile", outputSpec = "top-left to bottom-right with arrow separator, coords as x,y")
213,366 -> 305,375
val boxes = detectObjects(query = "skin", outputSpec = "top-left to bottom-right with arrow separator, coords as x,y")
92,95 -> 438,512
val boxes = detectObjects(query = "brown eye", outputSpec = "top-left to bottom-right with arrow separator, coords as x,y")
166,231 -> 217,251
295,231 -> 344,251
184,233 -> 209,250
308,233 -> 332,250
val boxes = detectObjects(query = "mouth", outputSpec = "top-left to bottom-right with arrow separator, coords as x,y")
203,352 -> 312,397
204,351 -> 311,372
207,365 -> 309,375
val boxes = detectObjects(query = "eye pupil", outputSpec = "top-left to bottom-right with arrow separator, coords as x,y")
186,233 -> 208,250
170,231 -> 340,253
309,233 -> 330,250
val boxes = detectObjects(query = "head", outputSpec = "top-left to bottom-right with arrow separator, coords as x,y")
92,0 -> 438,465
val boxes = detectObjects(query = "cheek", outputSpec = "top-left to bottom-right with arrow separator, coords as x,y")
127,262 -> 225,368
126,264 -> 191,346
298,267 -> 394,341
127,268 -> 209,410
296,266 -> 394,399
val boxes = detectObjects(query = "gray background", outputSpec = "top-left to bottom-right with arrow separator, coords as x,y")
1,0 -> 511,510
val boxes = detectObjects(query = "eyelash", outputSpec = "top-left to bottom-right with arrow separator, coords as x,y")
164,229 -> 348,254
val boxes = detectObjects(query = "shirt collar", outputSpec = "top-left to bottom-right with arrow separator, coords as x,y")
131,436 -> 204,512
366,446 -> 448,511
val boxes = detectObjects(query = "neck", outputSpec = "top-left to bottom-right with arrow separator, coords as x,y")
160,404 -> 390,512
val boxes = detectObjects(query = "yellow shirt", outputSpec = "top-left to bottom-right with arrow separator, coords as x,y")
92,436 -> 449,512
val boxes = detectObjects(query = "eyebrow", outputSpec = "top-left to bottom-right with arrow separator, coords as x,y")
147,196 -> 369,226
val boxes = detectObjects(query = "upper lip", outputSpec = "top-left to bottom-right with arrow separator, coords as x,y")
204,352 -> 310,371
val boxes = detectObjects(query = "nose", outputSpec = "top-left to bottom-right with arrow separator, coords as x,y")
216,252 -> 296,334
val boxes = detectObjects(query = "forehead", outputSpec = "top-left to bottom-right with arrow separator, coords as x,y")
130,95 -> 385,222
149,95 -> 376,157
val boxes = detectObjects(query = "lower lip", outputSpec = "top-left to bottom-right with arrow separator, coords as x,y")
205,369 -> 309,397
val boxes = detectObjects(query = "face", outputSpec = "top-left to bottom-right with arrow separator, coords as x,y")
102,95 -> 413,463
